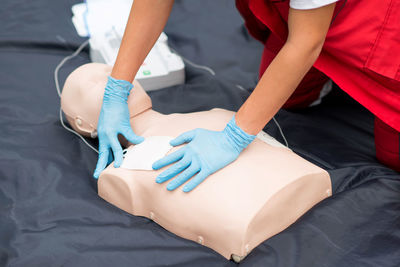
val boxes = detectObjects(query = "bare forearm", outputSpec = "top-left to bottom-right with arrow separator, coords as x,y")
235,4 -> 336,135
111,0 -> 174,82
236,42 -> 322,135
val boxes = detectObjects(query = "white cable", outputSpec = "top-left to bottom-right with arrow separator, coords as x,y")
182,57 -> 216,76
272,116 -> 289,148
59,108 -> 99,153
54,39 -> 90,97
169,47 -> 216,76
234,84 -> 289,148
235,84 -> 246,92
54,39 -> 99,154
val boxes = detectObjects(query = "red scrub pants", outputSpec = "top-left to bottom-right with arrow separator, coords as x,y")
374,117 -> 400,172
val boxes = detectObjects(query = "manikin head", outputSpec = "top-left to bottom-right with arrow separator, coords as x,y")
61,63 -> 152,138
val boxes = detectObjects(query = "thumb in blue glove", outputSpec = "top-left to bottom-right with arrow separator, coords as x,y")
152,116 -> 256,192
93,76 -> 144,179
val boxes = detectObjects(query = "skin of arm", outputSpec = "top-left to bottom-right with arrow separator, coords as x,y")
111,0 -> 175,82
235,4 -> 336,135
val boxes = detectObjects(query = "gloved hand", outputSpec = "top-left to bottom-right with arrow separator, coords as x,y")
152,116 -> 256,192
93,76 -> 145,179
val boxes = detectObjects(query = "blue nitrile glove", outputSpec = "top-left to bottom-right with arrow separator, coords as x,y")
152,116 -> 256,192
93,76 -> 145,179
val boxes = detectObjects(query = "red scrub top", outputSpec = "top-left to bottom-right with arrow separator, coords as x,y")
236,0 -> 400,131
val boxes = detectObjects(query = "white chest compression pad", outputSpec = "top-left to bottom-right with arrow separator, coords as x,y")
120,132 -> 288,171
121,136 -> 173,170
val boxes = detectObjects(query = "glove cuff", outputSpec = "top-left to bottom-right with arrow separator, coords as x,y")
104,76 -> 134,101
224,115 -> 256,152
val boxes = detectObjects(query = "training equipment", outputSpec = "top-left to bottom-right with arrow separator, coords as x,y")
71,1 -> 185,91
61,63 -> 332,262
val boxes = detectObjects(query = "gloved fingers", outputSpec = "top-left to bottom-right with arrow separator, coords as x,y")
93,145 -> 110,179
152,147 -> 185,170
155,154 -> 191,184
109,137 -> 124,168
182,170 -> 210,192
170,129 -> 197,146
122,126 -> 145,145
166,162 -> 200,191
106,151 -> 114,165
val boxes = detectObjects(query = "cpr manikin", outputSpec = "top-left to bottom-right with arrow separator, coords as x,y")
61,63 -> 332,262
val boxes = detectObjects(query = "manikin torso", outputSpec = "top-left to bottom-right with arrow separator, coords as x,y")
61,63 -> 332,262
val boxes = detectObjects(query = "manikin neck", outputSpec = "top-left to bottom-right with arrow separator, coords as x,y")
130,108 -> 165,136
